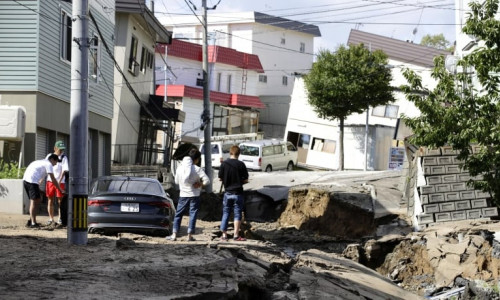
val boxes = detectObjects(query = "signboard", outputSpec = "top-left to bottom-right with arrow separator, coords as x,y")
388,147 -> 405,170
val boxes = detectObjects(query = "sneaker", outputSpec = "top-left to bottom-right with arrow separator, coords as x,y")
56,219 -> 63,225
29,223 -> 40,229
220,236 -> 228,241
233,236 -> 246,241
26,219 -> 32,228
46,220 -> 53,226
166,235 -> 176,241
187,236 -> 196,242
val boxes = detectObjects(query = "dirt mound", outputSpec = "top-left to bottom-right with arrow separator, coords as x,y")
278,185 -> 376,239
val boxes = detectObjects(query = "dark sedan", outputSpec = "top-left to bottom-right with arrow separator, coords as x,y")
88,176 -> 175,236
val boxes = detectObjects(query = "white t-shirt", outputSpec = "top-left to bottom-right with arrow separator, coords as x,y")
45,153 -> 69,183
23,159 -> 54,184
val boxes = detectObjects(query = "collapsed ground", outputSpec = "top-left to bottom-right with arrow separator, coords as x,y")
1,174 -> 500,299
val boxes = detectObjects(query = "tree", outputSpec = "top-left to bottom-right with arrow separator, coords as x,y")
420,33 -> 454,52
401,0 -> 500,204
304,45 -> 394,170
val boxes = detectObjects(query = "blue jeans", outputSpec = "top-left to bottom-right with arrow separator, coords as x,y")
172,196 -> 200,234
220,193 -> 244,232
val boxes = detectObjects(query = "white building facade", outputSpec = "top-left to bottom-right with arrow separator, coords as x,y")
157,11 -> 321,138
285,30 -> 450,171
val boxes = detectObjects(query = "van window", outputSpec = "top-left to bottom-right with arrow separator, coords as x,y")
240,145 -> 259,156
262,146 -> 274,157
222,144 -> 232,154
287,142 -> 297,151
200,144 -> 220,154
274,145 -> 284,155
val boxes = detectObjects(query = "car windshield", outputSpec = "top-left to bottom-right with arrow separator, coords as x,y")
92,178 -> 164,195
240,145 -> 259,156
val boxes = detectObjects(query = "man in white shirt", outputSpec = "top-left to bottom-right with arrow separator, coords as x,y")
45,140 -> 69,225
23,154 -> 64,228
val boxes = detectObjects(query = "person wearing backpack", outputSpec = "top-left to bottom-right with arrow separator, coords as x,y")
45,140 -> 69,226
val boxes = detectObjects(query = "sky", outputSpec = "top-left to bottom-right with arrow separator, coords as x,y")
153,0 -> 457,52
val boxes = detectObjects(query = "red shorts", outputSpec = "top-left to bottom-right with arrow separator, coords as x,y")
46,181 -> 65,198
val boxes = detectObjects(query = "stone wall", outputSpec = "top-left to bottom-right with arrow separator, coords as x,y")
415,146 -> 498,227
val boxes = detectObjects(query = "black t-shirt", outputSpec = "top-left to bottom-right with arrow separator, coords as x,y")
218,158 -> 249,194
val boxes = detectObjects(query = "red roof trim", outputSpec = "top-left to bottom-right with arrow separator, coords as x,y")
156,40 -> 264,73
155,85 -> 265,109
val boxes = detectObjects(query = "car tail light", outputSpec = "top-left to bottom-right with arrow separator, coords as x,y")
88,199 -> 112,206
148,201 -> 172,208
258,157 -> 261,167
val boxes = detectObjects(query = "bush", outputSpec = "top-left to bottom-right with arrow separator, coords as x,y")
0,160 -> 25,179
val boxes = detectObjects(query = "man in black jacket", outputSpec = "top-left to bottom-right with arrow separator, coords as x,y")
218,145 -> 249,241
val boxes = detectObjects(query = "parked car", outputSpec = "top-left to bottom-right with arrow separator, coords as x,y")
88,176 -> 175,236
199,141 -> 233,168
238,140 -> 298,172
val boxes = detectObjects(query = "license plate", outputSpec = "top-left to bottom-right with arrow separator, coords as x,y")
121,203 -> 139,212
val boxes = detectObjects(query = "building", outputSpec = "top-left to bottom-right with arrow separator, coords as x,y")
112,1 -> 186,168
155,39 -> 265,144
157,11 -> 321,139
0,0 -> 114,178
284,29 -> 450,171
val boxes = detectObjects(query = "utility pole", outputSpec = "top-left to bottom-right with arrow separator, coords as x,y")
202,0 -> 213,192
68,0 -> 89,245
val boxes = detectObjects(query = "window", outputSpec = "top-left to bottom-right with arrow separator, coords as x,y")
140,46 -> 147,73
300,42 -> 305,53
227,75 -> 232,93
128,36 -> 139,75
89,34 -> 100,82
60,10 -> 72,62
281,38 -> 286,45
258,75 -> 267,83
282,76 -> 288,86
372,104 -> 399,118
312,138 -> 336,154
216,73 -> 222,91
298,134 -> 310,149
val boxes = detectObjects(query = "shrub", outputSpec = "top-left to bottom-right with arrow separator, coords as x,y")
0,160 -> 25,179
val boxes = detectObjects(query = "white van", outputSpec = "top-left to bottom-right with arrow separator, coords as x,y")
199,141 -> 233,168
238,140 -> 298,172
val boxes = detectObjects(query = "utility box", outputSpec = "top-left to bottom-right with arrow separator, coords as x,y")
0,106 -> 26,141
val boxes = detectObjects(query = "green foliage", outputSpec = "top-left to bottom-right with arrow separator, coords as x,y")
420,33 -> 454,52
303,44 -> 394,169
401,0 -> 500,205
0,160 -> 25,179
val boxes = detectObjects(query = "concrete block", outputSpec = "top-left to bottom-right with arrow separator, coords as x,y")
423,166 -> 431,175
419,185 -> 435,195
466,209 -> 482,219
422,147 -> 441,156
445,165 -> 462,174
430,165 -> 446,175
471,144 -> 481,154
442,174 -> 458,183
458,173 -> 471,182
439,202 -> 456,212
422,157 -> 438,166
426,176 -> 442,185
420,195 -> 429,204
475,190 -> 490,198
460,190 -> 476,200
445,192 -> 461,201
455,200 -> 471,210
471,198 -> 488,208
452,156 -> 463,164
450,182 -> 467,192
437,156 -> 454,165
482,207 -> 499,217
435,184 -> 450,193
435,212 -> 452,222
429,193 -> 445,203
441,146 -> 458,155
423,204 -> 440,213
417,213 -> 435,224
451,210 -> 467,221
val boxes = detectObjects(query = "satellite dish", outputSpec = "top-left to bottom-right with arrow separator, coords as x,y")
445,55 -> 459,74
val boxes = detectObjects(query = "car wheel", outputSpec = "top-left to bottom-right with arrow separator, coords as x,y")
265,165 -> 272,172
287,161 -> 294,171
